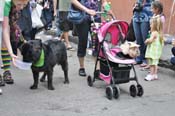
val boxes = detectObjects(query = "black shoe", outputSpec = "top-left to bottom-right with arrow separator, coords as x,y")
0,75 -> 5,86
3,71 -> 14,84
79,68 -> 86,76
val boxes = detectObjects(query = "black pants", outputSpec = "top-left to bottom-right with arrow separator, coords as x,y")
75,20 -> 91,57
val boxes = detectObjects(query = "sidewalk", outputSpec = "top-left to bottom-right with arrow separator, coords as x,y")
44,29 -> 175,71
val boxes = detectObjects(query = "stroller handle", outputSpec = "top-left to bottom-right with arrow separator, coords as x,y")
91,11 -> 116,23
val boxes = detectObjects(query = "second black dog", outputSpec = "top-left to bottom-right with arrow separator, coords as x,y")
20,39 -> 69,90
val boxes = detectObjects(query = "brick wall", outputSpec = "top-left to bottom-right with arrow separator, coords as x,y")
108,0 -> 175,35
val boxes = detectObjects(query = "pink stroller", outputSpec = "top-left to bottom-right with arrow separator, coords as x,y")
87,20 -> 144,100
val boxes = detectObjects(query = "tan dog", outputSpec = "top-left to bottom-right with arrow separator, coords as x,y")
120,41 -> 140,58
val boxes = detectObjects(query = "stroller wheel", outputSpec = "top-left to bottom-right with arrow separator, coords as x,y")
106,86 -> 113,100
113,85 -> 120,99
87,75 -> 93,87
130,85 -> 137,97
137,84 -> 144,97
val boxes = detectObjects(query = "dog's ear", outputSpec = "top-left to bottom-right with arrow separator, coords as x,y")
20,43 -> 30,55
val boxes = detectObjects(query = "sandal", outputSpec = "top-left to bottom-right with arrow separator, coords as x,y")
140,65 -> 150,71
67,46 -> 75,51
3,71 -> 14,84
140,63 -> 147,67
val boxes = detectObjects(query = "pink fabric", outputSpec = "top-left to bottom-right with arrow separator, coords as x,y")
98,20 -> 129,43
99,72 -> 111,84
103,42 -> 135,64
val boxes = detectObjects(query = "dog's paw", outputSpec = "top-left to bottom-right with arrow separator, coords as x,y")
64,80 -> 69,84
48,86 -> 55,90
30,85 -> 38,89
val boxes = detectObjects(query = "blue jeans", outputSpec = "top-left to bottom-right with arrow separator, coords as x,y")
170,47 -> 175,65
42,8 -> 53,28
133,20 -> 150,63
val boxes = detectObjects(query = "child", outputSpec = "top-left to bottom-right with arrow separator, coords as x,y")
142,1 -> 165,70
144,16 -> 164,81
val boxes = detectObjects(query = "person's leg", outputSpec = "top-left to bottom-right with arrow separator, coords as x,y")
140,21 -> 150,65
145,59 -> 154,81
63,31 -> 72,49
132,20 -> 142,64
43,9 -> 52,30
31,28 -> 37,40
172,47 -> 175,56
76,21 -> 90,76
1,43 -> 14,84
154,65 -> 158,80
0,22 -> 5,87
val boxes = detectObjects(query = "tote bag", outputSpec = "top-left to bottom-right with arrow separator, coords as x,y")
31,4 -> 44,28
67,0 -> 86,24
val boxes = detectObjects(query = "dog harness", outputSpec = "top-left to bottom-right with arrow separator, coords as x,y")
33,49 -> 45,67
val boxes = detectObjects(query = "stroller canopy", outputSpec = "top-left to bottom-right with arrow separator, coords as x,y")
98,20 -> 129,44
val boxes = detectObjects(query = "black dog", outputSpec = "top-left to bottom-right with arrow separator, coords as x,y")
20,39 -> 69,90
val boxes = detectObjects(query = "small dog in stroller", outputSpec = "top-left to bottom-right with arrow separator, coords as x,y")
117,41 -> 140,59
87,20 -> 144,100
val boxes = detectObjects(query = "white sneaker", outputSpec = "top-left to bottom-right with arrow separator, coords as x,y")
0,88 -> 2,95
154,74 -> 158,80
144,74 -> 154,81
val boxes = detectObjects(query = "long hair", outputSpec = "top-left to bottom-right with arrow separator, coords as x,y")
150,16 -> 164,44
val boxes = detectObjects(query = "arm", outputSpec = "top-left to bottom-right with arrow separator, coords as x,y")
102,0 -> 115,19
53,0 -> 57,16
71,0 -> 96,16
2,17 -> 17,63
145,32 -> 157,44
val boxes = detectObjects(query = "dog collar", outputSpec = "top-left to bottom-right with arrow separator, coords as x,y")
33,49 -> 44,67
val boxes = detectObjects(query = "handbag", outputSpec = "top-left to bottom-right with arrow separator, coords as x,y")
67,0 -> 86,24
31,4 -> 44,28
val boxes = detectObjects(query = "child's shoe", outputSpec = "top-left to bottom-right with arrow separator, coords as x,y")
0,75 -> 5,86
154,74 -> 158,80
3,71 -> 14,84
144,74 -> 154,81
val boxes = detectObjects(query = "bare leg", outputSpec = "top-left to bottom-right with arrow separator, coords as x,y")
64,31 -> 71,48
79,57 -> 84,69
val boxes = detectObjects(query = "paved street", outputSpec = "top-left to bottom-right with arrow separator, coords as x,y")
0,32 -> 175,116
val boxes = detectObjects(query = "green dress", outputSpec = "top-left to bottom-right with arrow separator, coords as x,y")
145,32 -> 163,60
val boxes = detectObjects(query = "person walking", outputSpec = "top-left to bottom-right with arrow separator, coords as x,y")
70,0 -> 111,76
132,0 -> 154,67
144,16 -> 164,81
54,0 -> 74,50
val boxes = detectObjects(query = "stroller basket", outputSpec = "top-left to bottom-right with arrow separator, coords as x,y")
100,59 -> 131,84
